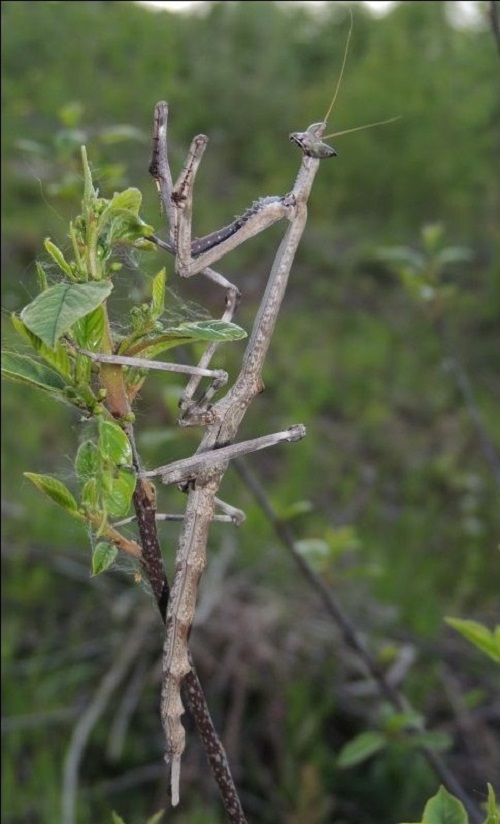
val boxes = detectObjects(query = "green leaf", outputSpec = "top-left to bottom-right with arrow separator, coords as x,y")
81,477 -> 100,511
337,731 -> 387,768
99,125 -> 145,144
98,420 -> 132,466
421,223 -> 445,253
111,814 -> 126,824
92,542 -> 118,576
107,214 -> 155,246
77,424 -> 135,517
24,473 -> 79,514
445,617 -> 500,662
10,315 -> 73,378
131,336 -> 193,360
75,440 -> 100,480
44,238 -> 74,277
58,101 -> 84,128
73,305 -> 105,350
97,188 -> 154,244
133,319 -> 248,360
15,138 -> 47,156
106,187 -> 143,217
35,261 -> 49,292
409,731 -> 452,753
54,128 -> 87,156
435,247 -> 473,267
21,281 -> 113,348
146,811 -> 165,824
102,472 -> 136,518
483,783 -> 499,824
81,145 -> 97,205
151,268 -> 166,320
398,786 -> 469,824
383,709 -> 424,733
422,786 -> 468,824
377,246 -> 425,273
279,500 -> 313,520
295,539 -> 331,562
73,349 -> 93,390
1,352 -> 67,394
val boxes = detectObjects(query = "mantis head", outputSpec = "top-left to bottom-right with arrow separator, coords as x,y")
289,122 -> 337,159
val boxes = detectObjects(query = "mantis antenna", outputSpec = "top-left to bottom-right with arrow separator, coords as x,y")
290,8 -> 401,159
322,5 -> 354,127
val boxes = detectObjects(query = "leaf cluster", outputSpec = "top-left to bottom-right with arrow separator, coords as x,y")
2,148 -> 246,575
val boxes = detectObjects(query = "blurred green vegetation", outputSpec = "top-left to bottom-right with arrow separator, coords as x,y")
2,2 -> 499,823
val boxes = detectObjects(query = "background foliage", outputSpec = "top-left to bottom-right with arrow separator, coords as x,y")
2,2 -> 499,823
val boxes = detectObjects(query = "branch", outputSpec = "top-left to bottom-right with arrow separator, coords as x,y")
233,457 -> 483,824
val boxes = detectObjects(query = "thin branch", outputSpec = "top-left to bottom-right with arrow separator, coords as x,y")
233,456 -> 483,824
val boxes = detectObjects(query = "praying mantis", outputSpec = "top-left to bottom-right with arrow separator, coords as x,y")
90,13 -> 399,807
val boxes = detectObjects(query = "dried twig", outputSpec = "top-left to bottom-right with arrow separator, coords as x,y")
233,457 -> 483,824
